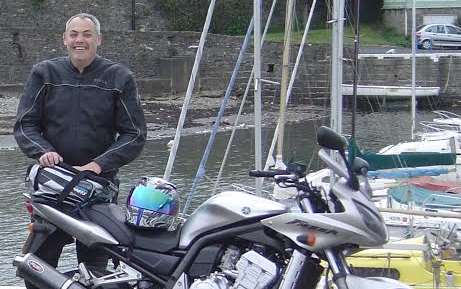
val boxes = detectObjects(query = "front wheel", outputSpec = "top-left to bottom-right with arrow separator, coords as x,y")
421,39 -> 432,50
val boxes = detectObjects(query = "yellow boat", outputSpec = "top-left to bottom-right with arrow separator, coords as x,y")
347,236 -> 461,289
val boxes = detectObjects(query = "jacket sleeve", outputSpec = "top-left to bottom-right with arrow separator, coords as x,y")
14,64 -> 55,159
93,72 -> 147,172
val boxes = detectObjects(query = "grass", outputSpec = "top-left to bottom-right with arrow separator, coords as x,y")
265,24 -> 410,47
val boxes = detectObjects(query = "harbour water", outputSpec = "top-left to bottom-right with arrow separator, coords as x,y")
0,105 -> 456,284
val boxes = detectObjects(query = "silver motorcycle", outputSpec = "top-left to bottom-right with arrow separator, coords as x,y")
13,126 -> 410,289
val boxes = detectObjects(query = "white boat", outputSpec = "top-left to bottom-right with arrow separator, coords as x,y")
342,84 -> 440,99
373,193 -> 461,230
419,110 -> 461,133
306,168 -> 461,230
378,138 -> 455,155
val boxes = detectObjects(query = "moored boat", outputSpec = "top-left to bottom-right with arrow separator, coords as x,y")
342,84 -> 440,100
347,235 -> 461,289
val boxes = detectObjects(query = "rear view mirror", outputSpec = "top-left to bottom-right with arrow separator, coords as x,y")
317,126 -> 347,152
352,157 -> 369,175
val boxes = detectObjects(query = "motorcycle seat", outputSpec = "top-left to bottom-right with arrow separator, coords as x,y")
82,203 -> 180,253
130,227 -> 180,253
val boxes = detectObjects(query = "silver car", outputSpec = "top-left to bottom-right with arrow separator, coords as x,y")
416,23 -> 461,49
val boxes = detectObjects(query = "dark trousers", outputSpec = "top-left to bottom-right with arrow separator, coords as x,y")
23,219 -> 108,289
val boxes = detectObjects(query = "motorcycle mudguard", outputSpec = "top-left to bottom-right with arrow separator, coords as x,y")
22,219 -> 60,254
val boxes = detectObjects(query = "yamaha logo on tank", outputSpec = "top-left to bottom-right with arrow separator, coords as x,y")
241,206 -> 251,215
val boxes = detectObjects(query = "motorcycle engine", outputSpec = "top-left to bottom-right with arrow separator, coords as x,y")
189,274 -> 230,289
189,249 -> 278,289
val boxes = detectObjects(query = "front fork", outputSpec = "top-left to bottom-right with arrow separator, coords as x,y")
324,248 -> 351,289
278,250 -> 323,289
299,193 -> 351,289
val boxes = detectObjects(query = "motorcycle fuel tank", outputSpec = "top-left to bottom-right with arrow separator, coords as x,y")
179,191 -> 287,248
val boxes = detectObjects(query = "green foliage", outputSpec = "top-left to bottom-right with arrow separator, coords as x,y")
266,24 -> 410,47
157,0 -> 384,35
212,1 -> 252,35
157,0 -> 207,31
356,0 -> 384,23
157,0 -> 253,34
380,26 -> 411,47
30,0 -> 45,9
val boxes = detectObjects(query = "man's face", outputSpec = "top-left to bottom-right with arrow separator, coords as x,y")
63,17 -> 101,69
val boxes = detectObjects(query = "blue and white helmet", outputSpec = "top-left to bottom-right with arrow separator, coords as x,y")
126,177 -> 179,229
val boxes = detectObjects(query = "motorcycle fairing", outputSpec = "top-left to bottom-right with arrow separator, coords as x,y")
262,178 -> 387,251
179,191 -> 288,248
131,248 -> 181,276
236,228 -> 285,252
32,202 -> 119,247
262,212 -> 372,251
186,244 -> 224,278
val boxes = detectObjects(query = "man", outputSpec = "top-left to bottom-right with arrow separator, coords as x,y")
14,13 -> 147,285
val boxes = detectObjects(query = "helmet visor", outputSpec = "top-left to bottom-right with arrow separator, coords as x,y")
129,186 -> 178,215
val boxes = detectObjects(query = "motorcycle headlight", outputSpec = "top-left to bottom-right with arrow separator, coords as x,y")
353,200 -> 388,241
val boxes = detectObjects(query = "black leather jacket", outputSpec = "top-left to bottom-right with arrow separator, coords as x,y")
14,56 -> 147,178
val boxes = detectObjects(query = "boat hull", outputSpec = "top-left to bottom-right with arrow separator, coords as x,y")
342,84 -> 440,100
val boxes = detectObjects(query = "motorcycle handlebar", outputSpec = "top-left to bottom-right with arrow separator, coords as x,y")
249,169 -> 288,178
249,170 -> 311,193
274,174 -> 298,182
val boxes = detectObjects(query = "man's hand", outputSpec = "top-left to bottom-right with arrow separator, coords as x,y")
74,161 -> 102,174
39,152 -> 63,167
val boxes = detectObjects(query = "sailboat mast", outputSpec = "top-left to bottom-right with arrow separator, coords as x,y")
351,0 -> 360,139
276,0 -> 295,167
411,0 -> 416,140
264,0 -> 317,172
331,0 -> 345,134
254,0 -> 263,194
163,0 -> 216,180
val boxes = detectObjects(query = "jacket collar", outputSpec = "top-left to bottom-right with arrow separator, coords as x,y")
66,55 -> 101,74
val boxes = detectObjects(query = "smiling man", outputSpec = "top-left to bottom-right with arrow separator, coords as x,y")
14,13 -> 147,289
15,13 -> 146,176
64,15 -> 102,72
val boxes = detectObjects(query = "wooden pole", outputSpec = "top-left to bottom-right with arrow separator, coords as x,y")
276,0 -> 295,167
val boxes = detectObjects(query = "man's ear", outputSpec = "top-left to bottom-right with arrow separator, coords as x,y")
97,34 -> 102,46
62,32 -> 67,46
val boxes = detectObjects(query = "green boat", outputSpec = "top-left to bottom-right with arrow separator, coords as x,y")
348,138 -> 456,171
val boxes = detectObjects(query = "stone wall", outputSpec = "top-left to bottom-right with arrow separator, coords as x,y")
343,50 -> 461,105
2,25 -> 461,105
0,25 -> 333,103
0,0 -> 168,33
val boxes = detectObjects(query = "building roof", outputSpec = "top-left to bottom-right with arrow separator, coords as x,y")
384,0 -> 461,9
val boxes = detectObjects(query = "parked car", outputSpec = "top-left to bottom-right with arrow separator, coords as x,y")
416,23 -> 461,49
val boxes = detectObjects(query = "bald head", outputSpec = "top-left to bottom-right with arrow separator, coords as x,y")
65,13 -> 101,35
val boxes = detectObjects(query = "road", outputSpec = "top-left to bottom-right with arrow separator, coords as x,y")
359,46 -> 461,54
